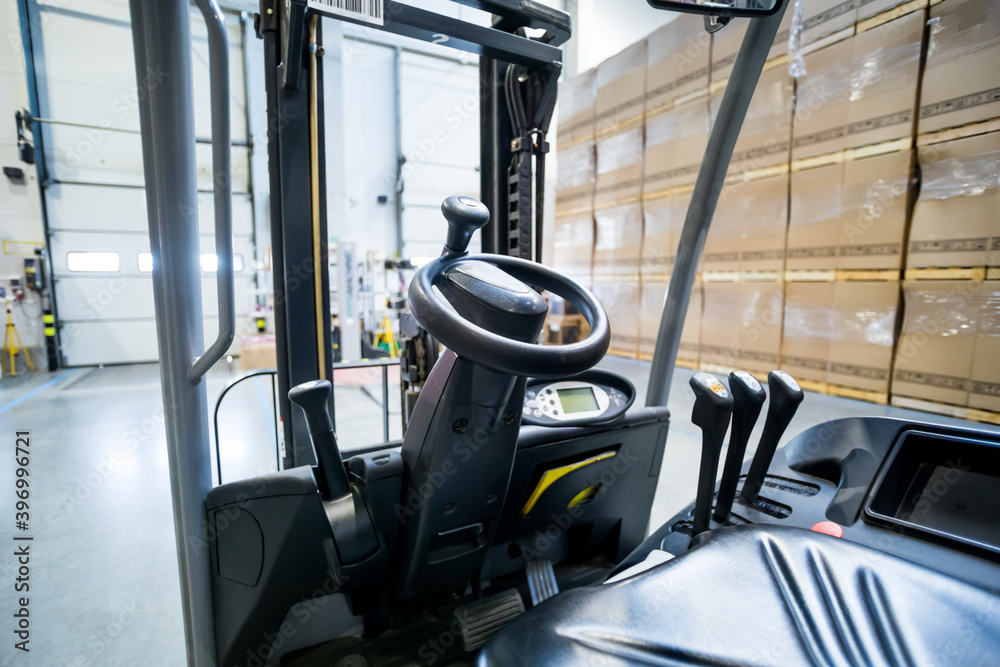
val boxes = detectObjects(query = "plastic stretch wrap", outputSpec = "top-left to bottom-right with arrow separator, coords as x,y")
596,41 -> 645,130
787,0 -> 806,79
920,150 -> 1000,200
971,284 -> 1000,411
893,281 -> 983,406
592,278 -> 641,357
714,67 -> 793,170
552,214 -> 594,277
920,0 -> 1000,133
646,14 -> 710,108
838,150 -> 914,270
829,282 -> 899,392
641,197 -> 674,276
787,162 -> 844,269
782,283 -> 835,382
593,204 -> 643,278
909,134 -> 1000,269
596,127 -> 643,206
556,141 -> 596,192
644,99 -> 709,190
557,70 -> 596,143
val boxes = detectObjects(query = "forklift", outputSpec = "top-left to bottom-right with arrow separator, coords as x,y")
129,0 -> 1000,665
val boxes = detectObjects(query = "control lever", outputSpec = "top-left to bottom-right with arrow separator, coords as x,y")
288,380 -> 351,500
442,195 -> 490,257
739,371 -> 804,507
689,373 -> 734,535
714,371 -> 766,524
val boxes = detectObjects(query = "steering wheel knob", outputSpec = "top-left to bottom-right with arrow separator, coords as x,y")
442,195 -> 490,257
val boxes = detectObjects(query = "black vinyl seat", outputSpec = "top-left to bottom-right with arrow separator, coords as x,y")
480,525 -> 1000,666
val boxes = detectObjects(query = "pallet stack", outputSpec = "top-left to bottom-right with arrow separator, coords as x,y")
547,0 -> 999,425
890,0 -> 1000,423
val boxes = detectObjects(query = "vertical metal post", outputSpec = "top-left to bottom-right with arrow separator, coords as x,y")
393,45 -> 405,257
381,364 -> 390,442
128,0 -> 217,663
646,6 -> 788,407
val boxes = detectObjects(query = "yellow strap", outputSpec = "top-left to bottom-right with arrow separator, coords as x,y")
521,450 -> 616,517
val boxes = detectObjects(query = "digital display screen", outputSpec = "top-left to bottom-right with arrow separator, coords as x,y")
557,387 -> 599,413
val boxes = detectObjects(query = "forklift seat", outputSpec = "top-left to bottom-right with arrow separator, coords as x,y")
480,525 -> 1000,666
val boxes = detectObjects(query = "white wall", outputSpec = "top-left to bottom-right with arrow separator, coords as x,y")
0,1 -> 47,351
566,0 -> 678,76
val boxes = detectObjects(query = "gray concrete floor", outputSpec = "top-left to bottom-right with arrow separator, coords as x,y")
1,358 -> 996,665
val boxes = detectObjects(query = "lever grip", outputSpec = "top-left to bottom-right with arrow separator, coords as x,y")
442,195 -> 490,257
739,371 -> 804,506
714,371 -> 766,523
689,373 -> 734,535
289,380 -> 351,499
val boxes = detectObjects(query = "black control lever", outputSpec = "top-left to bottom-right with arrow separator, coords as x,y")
714,371 -> 766,524
689,373 -> 734,535
288,380 -> 351,500
739,371 -> 804,507
442,195 -> 490,257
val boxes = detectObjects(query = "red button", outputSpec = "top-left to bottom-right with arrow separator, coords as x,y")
811,521 -> 844,538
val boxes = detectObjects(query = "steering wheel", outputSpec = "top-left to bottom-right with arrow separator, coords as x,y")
408,196 -> 610,379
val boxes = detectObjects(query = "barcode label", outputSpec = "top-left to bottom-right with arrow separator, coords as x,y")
307,0 -> 384,26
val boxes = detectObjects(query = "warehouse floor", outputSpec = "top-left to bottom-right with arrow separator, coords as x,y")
1,358 -> 996,666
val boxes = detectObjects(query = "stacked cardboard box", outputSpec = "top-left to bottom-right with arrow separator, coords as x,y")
638,279 -> 702,366
709,11 -> 793,86
791,37 -> 854,162
781,282 -> 836,383
828,281 -> 900,394
592,277 -> 642,358
908,132 -> 1000,270
701,281 -> 784,375
643,99 -> 709,197
800,0 -> 858,47
918,0 -> 1000,136
712,67 -> 793,175
554,71 -> 596,280
787,162 -> 844,271
892,281 -> 999,407
595,41 -> 646,137
706,173 -> 789,274
645,14 -> 710,115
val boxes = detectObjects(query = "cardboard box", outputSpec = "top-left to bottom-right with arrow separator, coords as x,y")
787,162 -> 845,270
837,149 -> 913,270
638,279 -> 702,363
738,281 -> 785,373
644,98 -> 709,194
738,172 -> 790,273
593,203 -> 643,279
593,277 -> 641,357
858,0 -> 926,24
908,132 -> 1000,269
595,126 -> 643,208
702,281 -> 783,372
845,11 -> 923,150
701,282 -> 742,369
703,181 -> 744,273
555,140 -> 595,216
557,69 -> 596,146
545,314 -> 589,346
892,280 -> 980,405
641,195 -> 674,277
791,38 -> 853,161
710,10 -> 794,85
801,0 -> 857,46
781,282 -> 836,383
828,281 -> 900,392
645,14 -> 710,114
551,213 -> 594,278
919,0 -> 1000,135
240,334 -> 277,370
970,282 -> 1000,412
714,67 -> 793,173
596,41 -> 646,136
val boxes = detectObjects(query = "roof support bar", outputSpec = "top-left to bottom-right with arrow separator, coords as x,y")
646,5 -> 789,408
128,0 -> 217,663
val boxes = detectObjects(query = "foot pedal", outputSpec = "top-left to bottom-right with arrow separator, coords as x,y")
455,589 -> 525,652
526,559 -> 559,606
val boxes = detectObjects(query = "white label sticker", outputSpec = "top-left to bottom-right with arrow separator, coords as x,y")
308,0 -> 384,26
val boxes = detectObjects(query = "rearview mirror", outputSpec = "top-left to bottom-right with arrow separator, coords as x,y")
646,0 -> 783,17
